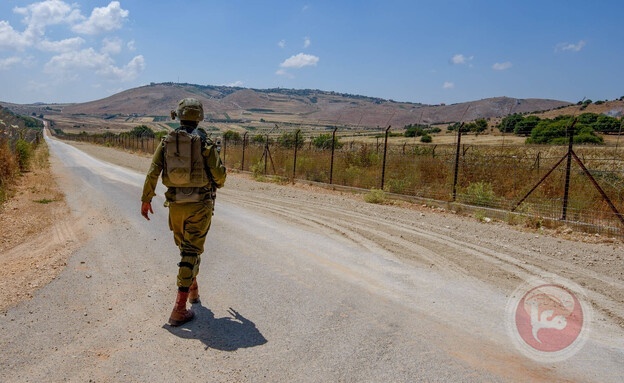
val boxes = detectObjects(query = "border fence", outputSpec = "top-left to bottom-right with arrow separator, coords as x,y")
56,128 -> 624,237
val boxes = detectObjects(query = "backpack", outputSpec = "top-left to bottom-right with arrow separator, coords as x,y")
161,127 -> 211,189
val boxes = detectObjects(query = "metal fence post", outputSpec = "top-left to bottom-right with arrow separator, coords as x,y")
561,123 -> 575,220
330,127 -> 338,184
241,131 -> 248,171
380,125 -> 391,190
452,123 -> 464,201
293,130 -> 300,181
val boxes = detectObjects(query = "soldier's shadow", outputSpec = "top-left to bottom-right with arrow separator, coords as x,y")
163,304 -> 267,351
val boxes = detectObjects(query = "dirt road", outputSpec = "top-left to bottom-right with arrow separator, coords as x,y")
1,132 -> 623,382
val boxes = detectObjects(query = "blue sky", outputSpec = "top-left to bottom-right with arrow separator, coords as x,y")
1,0 -> 623,105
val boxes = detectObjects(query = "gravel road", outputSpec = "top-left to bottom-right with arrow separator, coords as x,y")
1,131 -> 623,382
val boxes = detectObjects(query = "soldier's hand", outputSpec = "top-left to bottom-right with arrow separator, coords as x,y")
141,202 -> 153,221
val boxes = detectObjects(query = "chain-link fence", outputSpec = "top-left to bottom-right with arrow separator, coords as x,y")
56,129 -> 624,237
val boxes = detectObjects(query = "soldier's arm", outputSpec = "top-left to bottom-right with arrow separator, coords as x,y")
141,141 -> 164,202
204,144 -> 227,188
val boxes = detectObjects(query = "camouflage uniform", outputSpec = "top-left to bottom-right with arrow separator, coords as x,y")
141,127 -> 226,289
140,98 -> 226,326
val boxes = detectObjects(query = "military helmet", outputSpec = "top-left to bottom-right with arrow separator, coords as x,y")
172,98 -> 204,122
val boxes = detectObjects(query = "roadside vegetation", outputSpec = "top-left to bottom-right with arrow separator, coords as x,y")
0,106 -> 44,206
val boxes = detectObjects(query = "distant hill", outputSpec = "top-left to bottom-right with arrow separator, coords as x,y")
23,83 -> 572,129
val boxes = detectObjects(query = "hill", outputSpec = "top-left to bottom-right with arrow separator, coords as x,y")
4,83 -> 573,132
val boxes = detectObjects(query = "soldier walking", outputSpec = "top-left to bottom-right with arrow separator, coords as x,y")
140,98 -> 226,326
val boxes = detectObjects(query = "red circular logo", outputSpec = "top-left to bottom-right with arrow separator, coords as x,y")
515,284 -> 583,352
507,280 -> 590,361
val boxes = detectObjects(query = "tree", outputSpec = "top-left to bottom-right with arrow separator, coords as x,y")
223,130 -> 242,143
593,115 -> 621,133
404,123 -> 427,137
514,115 -> 540,136
130,125 -> 154,138
277,131 -> 304,149
527,119 -> 603,145
312,133 -> 342,149
498,114 -> 523,133
474,118 -> 488,133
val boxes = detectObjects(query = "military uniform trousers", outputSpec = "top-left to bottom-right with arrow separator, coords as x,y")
167,199 -> 213,289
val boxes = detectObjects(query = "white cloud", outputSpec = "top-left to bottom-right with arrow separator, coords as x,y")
0,56 -> 22,70
443,81 -> 454,89
72,1 -> 129,35
276,68 -> 294,78
226,80 -> 244,87
492,61 -> 512,71
279,53 -> 319,68
44,48 -> 144,81
555,40 -> 586,53
14,0 -> 82,37
278,39 -> 286,48
104,55 -> 145,81
127,40 -> 136,51
303,37 -> 311,48
101,37 -> 123,55
450,54 -> 473,65
38,37 -> 84,52
0,20 -> 32,49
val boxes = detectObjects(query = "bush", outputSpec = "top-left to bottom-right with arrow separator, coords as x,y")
460,181 -> 497,207
0,141 -> 18,203
130,125 -> 154,138
364,188 -> 386,204
312,133 -> 342,149
224,130 -> 242,143
420,133 -> 432,143
15,139 -> 33,171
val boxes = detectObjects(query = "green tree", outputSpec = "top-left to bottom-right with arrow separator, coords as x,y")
514,115 -> 540,136
130,125 -> 154,138
404,123 -> 427,137
498,114 -> 523,133
474,118 -> 488,134
593,115 -> 621,133
312,133 -> 342,149
223,130 -> 242,143
277,131 -> 304,149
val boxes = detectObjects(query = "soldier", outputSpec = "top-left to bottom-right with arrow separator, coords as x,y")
140,98 -> 226,326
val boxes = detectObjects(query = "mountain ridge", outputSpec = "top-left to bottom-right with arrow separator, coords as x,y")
3,82 -> 572,129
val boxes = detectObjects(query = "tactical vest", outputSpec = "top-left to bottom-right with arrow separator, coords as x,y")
162,128 -> 211,188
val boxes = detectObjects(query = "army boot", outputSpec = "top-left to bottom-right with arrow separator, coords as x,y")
168,290 -> 194,326
188,278 -> 200,304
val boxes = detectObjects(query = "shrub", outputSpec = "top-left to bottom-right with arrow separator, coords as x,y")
15,139 -> 32,172
224,130 -> 242,143
460,181 -> 497,207
364,188 -> 386,204
312,133 -> 342,149
420,133 -> 432,143
0,141 -> 18,203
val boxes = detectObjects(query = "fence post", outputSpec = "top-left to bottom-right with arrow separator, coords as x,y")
380,125 -> 391,190
264,134 -> 269,175
292,130 -> 300,181
241,131 -> 248,171
330,127 -> 338,184
561,123 -> 575,221
452,123 -> 464,201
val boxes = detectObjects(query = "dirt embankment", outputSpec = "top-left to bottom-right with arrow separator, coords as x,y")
0,145 -> 79,311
